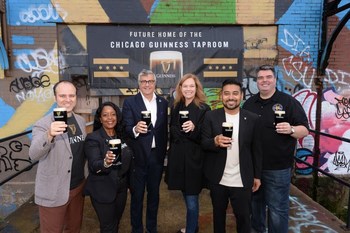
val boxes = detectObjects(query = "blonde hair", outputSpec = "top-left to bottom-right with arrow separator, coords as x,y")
174,73 -> 206,107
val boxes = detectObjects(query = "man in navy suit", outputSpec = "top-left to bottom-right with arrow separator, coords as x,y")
122,69 -> 168,233
202,79 -> 262,233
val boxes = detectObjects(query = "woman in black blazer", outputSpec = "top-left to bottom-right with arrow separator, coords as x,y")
84,102 -> 133,233
166,74 -> 210,233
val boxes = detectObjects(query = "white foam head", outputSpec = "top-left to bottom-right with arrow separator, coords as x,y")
222,122 -> 233,127
109,139 -> 121,145
53,107 -> 67,111
179,110 -> 189,115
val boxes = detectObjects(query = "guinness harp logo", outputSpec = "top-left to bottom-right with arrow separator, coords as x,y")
150,51 -> 183,79
68,124 -> 76,135
161,60 -> 176,74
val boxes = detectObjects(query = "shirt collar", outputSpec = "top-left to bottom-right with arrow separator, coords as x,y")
140,92 -> 156,103
256,89 -> 280,104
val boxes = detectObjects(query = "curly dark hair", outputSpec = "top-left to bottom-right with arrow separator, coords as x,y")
92,102 -> 125,140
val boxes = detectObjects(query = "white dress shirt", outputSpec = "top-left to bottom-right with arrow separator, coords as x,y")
133,92 -> 157,148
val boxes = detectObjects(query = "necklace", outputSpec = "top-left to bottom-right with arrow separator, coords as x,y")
105,128 -> 116,140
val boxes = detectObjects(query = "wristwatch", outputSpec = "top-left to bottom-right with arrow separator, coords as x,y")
290,126 -> 295,135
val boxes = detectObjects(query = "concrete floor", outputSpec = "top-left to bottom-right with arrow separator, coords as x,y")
81,183 -> 226,233
0,176 -> 347,233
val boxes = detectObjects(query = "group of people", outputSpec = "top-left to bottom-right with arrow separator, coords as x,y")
29,64 -> 309,233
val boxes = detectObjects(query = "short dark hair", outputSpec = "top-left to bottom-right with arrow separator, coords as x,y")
257,64 -> 276,76
53,80 -> 77,96
93,102 -> 121,130
222,79 -> 243,92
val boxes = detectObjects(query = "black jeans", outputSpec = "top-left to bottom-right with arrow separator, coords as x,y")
209,183 -> 252,233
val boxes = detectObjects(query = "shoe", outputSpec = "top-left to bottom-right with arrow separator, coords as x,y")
176,228 -> 185,233
176,227 -> 199,233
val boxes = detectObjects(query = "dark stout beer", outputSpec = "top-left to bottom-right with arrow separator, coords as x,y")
141,111 -> 152,131
179,110 -> 189,132
274,110 -> 285,125
109,139 -> 122,166
53,107 -> 67,133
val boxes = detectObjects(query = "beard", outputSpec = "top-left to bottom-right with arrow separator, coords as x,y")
223,100 -> 240,111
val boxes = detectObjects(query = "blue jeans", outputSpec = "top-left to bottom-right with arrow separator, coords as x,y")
183,193 -> 199,233
251,168 -> 291,233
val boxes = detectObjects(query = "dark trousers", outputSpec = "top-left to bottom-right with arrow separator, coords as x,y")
131,149 -> 164,233
90,185 -> 128,233
209,182 -> 252,233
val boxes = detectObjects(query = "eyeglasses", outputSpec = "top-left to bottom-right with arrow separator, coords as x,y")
140,80 -> 155,85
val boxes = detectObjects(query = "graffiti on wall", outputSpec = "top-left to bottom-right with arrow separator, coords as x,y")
0,1 -> 68,139
276,0 -> 350,175
15,48 -> 63,77
9,75 -> 53,103
289,196 -> 339,233
0,140 -> 31,174
0,0 -> 349,179
18,4 -> 67,25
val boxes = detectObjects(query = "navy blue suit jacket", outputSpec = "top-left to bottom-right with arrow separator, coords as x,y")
201,108 -> 262,189
122,92 -> 168,168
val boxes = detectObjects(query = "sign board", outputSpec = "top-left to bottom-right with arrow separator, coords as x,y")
87,25 -> 243,89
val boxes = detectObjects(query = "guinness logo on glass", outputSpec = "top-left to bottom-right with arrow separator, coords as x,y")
150,51 -> 183,80
222,122 -> 233,138
109,139 -> 122,166
274,110 -> 286,125
141,110 -> 152,132
53,107 -> 67,133
179,110 -> 189,132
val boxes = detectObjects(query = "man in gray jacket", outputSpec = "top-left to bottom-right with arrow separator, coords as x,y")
29,80 -> 86,233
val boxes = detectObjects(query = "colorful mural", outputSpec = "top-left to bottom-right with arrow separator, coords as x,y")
276,0 -> 350,175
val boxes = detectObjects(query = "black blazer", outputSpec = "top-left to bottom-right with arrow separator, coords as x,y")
201,108 -> 262,189
83,127 -> 133,203
122,92 -> 168,168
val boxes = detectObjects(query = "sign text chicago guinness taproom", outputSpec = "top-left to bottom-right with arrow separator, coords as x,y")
87,25 -> 244,89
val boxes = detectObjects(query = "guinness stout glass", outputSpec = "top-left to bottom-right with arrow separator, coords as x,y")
179,110 -> 189,132
53,107 -> 67,133
274,110 -> 286,125
222,122 -> 233,148
222,122 -> 233,138
109,139 -> 122,166
150,51 -> 183,86
141,110 -> 152,131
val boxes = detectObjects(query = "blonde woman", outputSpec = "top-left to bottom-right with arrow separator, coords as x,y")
166,73 -> 210,233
